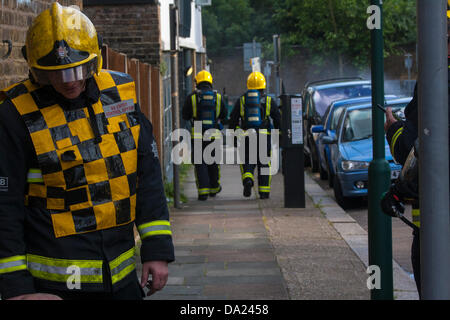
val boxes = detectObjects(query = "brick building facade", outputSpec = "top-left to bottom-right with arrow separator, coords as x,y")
83,0 -> 161,66
0,0 -> 83,89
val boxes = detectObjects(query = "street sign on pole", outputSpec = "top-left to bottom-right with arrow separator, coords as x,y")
243,42 -> 261,72
368,0 -> 393,300
250,57 -> 261,72
404,53 -> 413,81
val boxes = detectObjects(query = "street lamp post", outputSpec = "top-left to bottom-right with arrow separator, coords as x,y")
368,0 -> 393,300
417,0 -> 450,299
170,3 -> 181,209
404,53 -> 412,81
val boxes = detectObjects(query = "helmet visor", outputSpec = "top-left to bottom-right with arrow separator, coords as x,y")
31,59 -> 97,85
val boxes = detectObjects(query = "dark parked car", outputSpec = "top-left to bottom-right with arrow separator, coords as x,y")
301,78 -> 372,172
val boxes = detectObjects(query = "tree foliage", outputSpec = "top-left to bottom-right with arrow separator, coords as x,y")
203,0 -> 416,70
273,0 -> 416,70
202,0 -> 279,56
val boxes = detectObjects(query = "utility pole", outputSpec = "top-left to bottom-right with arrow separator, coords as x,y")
417,0 -> 450,299
273,35 -> 281,99
368,0 -> 393,300
170,3 -> 181,209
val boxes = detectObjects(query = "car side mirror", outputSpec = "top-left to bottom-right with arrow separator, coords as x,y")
321,136 -> 337,144
311,125 -> 325,134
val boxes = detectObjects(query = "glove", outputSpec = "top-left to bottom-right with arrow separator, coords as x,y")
380,189 -> 405,218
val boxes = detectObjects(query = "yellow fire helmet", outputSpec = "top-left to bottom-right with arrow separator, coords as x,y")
24,2 -> 102,85
247,71 -> 266,90
195,70 -> 213,85
448,0 -> 450,19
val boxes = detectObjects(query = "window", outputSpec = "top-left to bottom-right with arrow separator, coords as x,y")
330,106 -> 345,130
342,109 -> 373,142
179,0 -> 192,38
313,85 -> 372,118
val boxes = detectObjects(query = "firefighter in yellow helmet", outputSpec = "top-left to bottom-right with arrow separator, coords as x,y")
229,71 -> 281,199
182,70 -> 227,200
448,0 -> 450,19
0,3 -> 174,300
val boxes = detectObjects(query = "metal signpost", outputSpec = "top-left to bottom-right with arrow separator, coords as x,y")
170,4 -> 181,208
273,35 -> 281,100
243,41 -> 261,72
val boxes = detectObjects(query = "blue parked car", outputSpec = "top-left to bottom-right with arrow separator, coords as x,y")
312,95 -> 400,186
320,99 -> 410,208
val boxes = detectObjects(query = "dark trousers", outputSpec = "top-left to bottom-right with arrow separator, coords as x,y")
192,139 -> 221,196
239,131 -> 272,195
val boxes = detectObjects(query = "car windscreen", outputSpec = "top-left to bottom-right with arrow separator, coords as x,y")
329,106 -> 345,130
342,108 -> 373,142
313,85 -> 372,118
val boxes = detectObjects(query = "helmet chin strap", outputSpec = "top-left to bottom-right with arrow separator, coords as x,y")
81,79 -> 87,92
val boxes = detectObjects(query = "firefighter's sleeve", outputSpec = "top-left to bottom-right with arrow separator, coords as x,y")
269,99 -> 282,130
218,94 -> 227,121
228,99 -> 242,130
386,119 -> 417,166
386,84 -> 418,165
0,100 -> 36,299
135,110 -> 175,263
182,95 -> 193,121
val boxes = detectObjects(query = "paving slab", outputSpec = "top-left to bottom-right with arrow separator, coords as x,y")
303,171 -> 420,300
141,159 -> 419,300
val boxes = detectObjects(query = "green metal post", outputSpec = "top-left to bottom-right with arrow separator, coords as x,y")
368,0 -> 393,300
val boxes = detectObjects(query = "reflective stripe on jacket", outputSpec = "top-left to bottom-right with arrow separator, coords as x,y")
0,247 -> 137,285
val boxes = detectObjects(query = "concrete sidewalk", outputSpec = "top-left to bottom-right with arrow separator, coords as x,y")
146,161 -> 418,300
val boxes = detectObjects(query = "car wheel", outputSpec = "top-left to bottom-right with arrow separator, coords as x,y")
328,172 -> 334,188
333,175 -> 350,209
304,151 -> 311,167
327,160 -> 334,188
309,138 -> 319,173
319,160 -> 328,180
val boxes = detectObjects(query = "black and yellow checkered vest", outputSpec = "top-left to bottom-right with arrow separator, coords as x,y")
2,70 -> 140,238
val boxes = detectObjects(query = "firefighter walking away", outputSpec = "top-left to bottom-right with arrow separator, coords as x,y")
229,71 -> 281,199
182,70 -> 227,201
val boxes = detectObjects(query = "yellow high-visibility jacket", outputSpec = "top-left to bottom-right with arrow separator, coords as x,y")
0,70 -> 174,298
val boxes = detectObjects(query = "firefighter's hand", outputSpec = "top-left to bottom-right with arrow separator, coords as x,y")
384,107 -> 398,133
7,293 -> 62,300
140,260 -> 169,296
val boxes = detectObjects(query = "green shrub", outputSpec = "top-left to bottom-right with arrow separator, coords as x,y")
164,163 -> 191,205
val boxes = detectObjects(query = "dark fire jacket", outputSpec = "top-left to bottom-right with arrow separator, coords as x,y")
0,70 -> 174,299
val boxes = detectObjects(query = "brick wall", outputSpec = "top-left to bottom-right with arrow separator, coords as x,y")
83,3 -> 161,67
210,47 -> 417,102
0,0 -> 83,89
